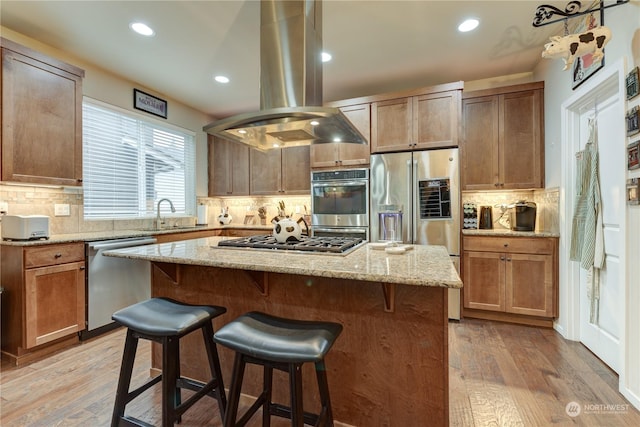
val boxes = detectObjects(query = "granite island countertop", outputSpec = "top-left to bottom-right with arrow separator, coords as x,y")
103,236 -> 462,289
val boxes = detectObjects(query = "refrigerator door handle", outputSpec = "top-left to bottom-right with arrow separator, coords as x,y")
406,159 -> 412,244
413,158 -> 418,243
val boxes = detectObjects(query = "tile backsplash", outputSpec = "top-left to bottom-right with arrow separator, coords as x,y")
2,182 -> 558,236
198,196 -> 312,226
462,188 -> 559,233
0,183 -> 311,235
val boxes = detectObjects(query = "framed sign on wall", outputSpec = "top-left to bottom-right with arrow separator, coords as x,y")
134,89 -> 167,119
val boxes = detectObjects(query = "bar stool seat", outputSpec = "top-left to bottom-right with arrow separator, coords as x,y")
214,311 -> 342,427
111,297 -> 227,426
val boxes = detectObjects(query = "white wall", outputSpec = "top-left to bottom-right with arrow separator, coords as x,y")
0,26 -> 214,197
533,3 -> 640,409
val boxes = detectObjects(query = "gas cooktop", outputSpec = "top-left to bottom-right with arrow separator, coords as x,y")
216,235 -> 365,254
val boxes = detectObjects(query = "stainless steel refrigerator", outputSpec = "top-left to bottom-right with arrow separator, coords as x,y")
370,149 -> 461,319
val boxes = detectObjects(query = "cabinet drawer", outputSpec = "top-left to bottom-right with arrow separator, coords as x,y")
463,236 -> 554,254
24,243 -> 85,268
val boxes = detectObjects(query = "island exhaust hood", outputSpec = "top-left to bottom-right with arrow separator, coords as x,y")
203,0 -> 367,150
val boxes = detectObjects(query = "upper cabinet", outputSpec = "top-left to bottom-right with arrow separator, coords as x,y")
250,145 -> 310,195
208,136 -> 250,196
370,82 -> 462,153
1,38 -> 84,186
461,82 -> 544,190
310,103 -> 371,169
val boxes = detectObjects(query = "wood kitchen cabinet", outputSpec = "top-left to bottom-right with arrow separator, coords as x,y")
310,103 -> 371,168
208,136 -> 250,196
462,235 -> 558,327
370,82 -> 462,153
249,145 -> 310,195
461,81 -> 544,190
1,243 -> 86,365
1,37 -> 84,186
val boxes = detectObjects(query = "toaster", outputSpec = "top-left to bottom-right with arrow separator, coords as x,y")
1,215 -> 50,240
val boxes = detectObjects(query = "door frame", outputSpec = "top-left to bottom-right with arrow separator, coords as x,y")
559,56 -> 627,371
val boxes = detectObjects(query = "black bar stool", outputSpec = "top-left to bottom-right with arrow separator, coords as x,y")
213,311 -> 343,427
111,297 -> 227,427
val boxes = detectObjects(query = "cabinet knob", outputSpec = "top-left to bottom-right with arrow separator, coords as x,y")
54,253 -> 62,258
80,266 -> 86,270
500,256 -> 506,261
506,258 -> 512,262
494,183 -> 500,187
503,243 -> 508,247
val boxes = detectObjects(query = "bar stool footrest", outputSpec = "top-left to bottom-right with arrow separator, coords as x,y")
269,402 -> 320,426
119,415 -> 155,427
174,377 -> 224,418
125,375 -> 162,405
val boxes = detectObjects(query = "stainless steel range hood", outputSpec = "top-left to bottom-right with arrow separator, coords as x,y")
203,0 -> 367,150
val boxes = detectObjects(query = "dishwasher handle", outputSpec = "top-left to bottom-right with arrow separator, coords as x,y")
90,237 -> 157,251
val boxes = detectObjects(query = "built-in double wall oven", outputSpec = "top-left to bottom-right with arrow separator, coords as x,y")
310,168 -> 369,240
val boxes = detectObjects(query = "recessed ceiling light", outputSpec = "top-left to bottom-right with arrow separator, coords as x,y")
238,129 -> 247,134
333,137 -> 342,142
130,22 -> 155,37
321,52 -> 332,62
458,18 -> 479,33
214,75 -> 230,84
310,120 -> 320,126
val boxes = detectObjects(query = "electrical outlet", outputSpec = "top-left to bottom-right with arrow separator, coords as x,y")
54,203 -> 70,216
0,201 -> 8,214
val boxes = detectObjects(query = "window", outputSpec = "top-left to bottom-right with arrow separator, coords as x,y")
83,98 -> 196,219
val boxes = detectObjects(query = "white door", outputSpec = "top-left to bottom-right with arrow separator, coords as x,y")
565,67 -> 625,373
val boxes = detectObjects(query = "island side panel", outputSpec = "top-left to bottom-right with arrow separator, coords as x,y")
152,262 -> 449,427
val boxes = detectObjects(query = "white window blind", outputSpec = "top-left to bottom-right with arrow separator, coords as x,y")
83,98 -> 196,219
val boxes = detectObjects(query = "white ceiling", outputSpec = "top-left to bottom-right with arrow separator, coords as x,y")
0,1 -> 570,119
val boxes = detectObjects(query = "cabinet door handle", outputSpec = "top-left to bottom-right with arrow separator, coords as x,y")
500,256 -> 505,261
506,258 -> 512,262
54,253 -> 63,258
80,266 -> 86,270
503,243 -> 508,247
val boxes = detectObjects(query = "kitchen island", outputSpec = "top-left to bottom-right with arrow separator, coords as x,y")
104,236 -> 462,426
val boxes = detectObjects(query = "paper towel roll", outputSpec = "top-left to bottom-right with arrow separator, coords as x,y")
196,204 -> 208,225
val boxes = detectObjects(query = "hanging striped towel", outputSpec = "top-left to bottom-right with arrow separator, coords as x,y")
569,118 -> 604,324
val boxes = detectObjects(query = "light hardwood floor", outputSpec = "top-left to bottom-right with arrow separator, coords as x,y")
2,318 -> 639,426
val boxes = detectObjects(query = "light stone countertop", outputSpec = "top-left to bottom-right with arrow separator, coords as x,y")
103,236 -> 463,289
0,224 -> 272,246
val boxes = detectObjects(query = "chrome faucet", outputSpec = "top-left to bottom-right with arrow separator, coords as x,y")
156,198 -> 175,229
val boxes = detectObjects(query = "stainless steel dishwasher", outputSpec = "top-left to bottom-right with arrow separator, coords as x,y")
82,237 -> 157,339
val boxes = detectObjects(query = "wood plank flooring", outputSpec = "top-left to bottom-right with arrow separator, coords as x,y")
2,318 -> 639,426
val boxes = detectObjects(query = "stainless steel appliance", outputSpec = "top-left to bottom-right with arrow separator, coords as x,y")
82,237 -> 157,339
203,0 -> 366,150
370,149 -> 461,319
217,235 -> 365,255
509,200 -> 537,231
311,168 -> 369,239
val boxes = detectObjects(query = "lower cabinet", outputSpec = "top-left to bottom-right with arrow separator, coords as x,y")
1,243 -> 86,364
462,235 -> 558,325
